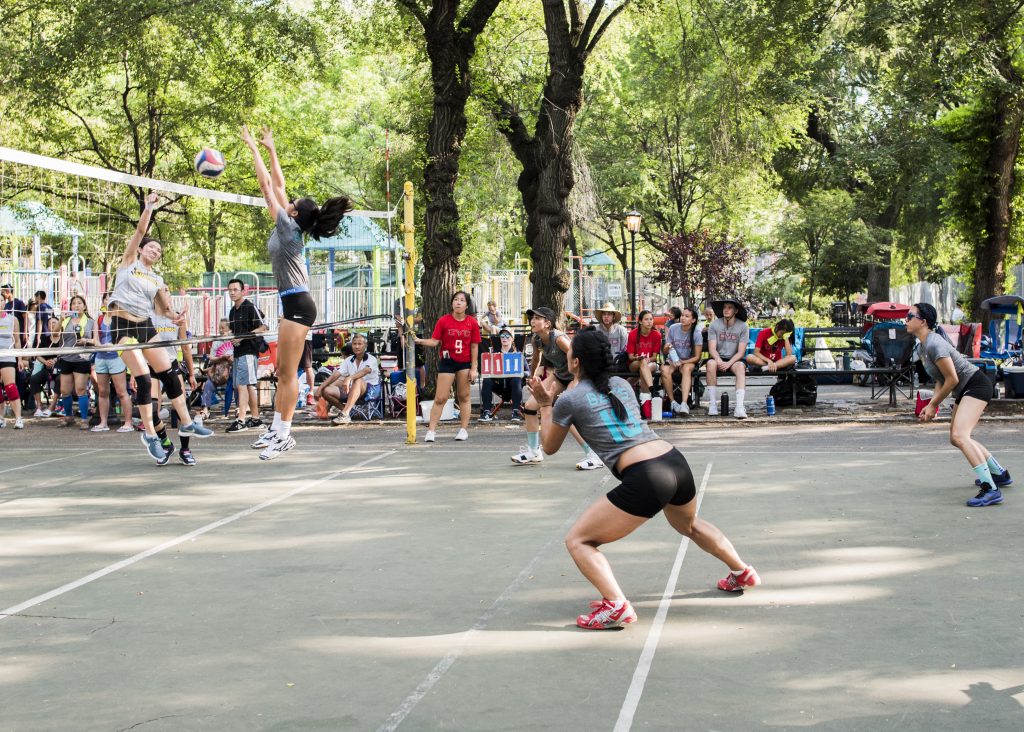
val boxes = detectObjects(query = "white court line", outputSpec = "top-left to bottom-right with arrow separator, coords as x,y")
376,475 -> 612,732
0,450 -> 100,476
614,461 -> 713,732
0,451 -> 394,621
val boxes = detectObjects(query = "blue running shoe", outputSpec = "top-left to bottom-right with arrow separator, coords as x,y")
966,484 -> 1003,507
141,433 -> 170,465
975,469 -> 1012,488
178,421 -> 214,439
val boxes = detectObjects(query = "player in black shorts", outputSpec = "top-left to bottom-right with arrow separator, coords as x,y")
531,327 -> 760,629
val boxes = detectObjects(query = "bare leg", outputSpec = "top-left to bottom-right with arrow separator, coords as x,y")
236,384 -> 249,422
342,378 -> 366,415
662,500 -> 747,572
429,372 -> 455,431
321,384 -> 345,410
680,363 -> 694,405
111,371 -> 133,425
949,397 -> 988,467
275,319 -> 310,423
565,497 -> 648,601
96,373 -> 111,428
455,369 -> 472,430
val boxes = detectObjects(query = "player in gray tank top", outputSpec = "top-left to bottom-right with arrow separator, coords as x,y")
529,327 -> 760,629
110,192 -> 213,463
242,124 -> 352,460
907,302 -> 1010,507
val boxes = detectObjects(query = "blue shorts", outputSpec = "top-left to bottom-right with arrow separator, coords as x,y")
233,353 -> 257,386
94,356 -> 127,375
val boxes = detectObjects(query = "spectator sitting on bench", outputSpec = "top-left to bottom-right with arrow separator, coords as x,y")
593,302 -> 628,363
746,318 -> 797,373
626,309 -> 662,413
706,297 -> 749,419
316,333 -> 379,425
479,328 -> 523,422
661,306 -> 702,415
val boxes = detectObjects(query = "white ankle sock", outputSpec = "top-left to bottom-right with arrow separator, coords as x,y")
736,389 -> 746,405
271,412 -> 282,432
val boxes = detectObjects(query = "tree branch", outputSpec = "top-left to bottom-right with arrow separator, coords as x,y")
584,2 -> 628,58
459,0 -> 503,39
395,0 -> 428,30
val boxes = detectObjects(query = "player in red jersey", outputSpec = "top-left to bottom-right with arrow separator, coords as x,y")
416,291 -> 481,442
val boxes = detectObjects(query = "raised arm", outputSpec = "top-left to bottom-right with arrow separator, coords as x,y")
121,192 -> 159,269
260,127 -> 289,208
241,125 -> 285,222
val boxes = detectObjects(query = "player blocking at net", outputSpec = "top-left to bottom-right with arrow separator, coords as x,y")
241,125 -> 352,460
108,192 -> 214,462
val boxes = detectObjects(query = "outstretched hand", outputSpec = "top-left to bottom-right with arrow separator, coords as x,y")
260,126 -> 275,149
240,124 -> 256,148
144,191 -> 159,210
528,375 -> 554,406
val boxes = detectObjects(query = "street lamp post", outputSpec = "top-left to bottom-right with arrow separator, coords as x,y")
624,209 -> 642,322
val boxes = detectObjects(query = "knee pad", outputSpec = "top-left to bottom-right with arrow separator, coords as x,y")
156,368 -> 183,399
521,407 -> 539,416
4,383 -> 18,402
133,375 -> 152,405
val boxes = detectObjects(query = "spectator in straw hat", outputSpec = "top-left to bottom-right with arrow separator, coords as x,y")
706,297 -> 750,419
593,302 -> 628,359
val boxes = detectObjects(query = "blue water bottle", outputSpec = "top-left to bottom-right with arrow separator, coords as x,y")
766,395 -> 776,416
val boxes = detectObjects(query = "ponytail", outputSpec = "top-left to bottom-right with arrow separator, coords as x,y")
294,196 -> 354,241
682,306 -> 699,340
913,302 -> 954,343
571,327 -> 629,422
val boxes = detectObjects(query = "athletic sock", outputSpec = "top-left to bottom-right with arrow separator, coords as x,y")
580,441 -> 593,456
278,420 -> 292,439
60,395 -> 73,415
77,394 -> 90,419
527,431 -> 540,452
271,411 -> 282,433
987,455 -> 1006,474
180,436 -> 190,450
973,463 -> 995,488
735,389 -> 746,406
708,386 -> 718,403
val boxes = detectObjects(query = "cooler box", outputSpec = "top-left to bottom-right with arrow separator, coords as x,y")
1003,366 -> 1024,399
967,358 -> 999,395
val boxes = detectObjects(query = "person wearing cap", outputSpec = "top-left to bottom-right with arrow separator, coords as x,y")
1,284 -> 27,346
746,318 -> 797,373
511,306 -> 603,470
593,302 -> 628,358
479,327 -> 522,422
706,298 -> 750,418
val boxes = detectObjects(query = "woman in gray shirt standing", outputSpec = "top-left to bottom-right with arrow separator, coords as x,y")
242,125 -> 351,460
908,302 -> 1010,507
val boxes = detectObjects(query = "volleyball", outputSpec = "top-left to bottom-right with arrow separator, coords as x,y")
194,147 -> 226,178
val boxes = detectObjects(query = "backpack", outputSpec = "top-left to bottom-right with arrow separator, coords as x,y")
770,373 -> 817,407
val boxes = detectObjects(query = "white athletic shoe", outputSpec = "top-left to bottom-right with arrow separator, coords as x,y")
455,428 -> 468,441
511,446 -> 543,465
34,408 -> 51,418
677,401 -> 690,415
13,418 -> 24,429
0,418 -> 5,428
707,403 -> 720,416
734,403 -> 748,419
424,430 -> 436,443
576,455 -> 604,470
259,434 -> 296,461
251,430 -> 277,449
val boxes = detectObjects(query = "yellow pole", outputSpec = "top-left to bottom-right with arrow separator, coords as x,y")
402,181 -> 417,444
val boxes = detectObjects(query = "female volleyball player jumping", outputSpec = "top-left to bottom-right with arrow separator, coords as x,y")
530,327 -> 760,629
242,125 -> 351,459
108,192 -> 213,461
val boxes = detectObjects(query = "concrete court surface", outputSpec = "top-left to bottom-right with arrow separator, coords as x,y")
0,420 -> 1022,731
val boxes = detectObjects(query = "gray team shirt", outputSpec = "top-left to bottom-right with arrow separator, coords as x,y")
598,323 -> 629,355
708,318 -> 748,360
58,314 -> 95,363
268,209 -> 309,292
0,310 -> 15,351
666,323 -> 703,360
151,313 -> 180,361
534,328 -> 571,381
552,377 -> 660,472
921,331 -> 978,398
111,260 -> 164,317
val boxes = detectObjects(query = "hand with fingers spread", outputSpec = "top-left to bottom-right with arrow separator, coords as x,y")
260,126 -> 275,149
528,374 -> 554,407
241,124 -> 257,149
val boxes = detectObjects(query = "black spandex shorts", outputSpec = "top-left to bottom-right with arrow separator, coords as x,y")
281,292 -> 317,327
0,359 -> 16,369
607,447 -> 696,519
438,357 -> 471,374
57,358 -> 92,375
109,315 -> 157,345
149,359 -> 183,379
301,341 -> 313,371
955,370 -> 993,405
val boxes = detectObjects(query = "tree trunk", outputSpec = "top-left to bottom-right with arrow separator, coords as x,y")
867,202 -> 899,302
971,84 -> 1023,320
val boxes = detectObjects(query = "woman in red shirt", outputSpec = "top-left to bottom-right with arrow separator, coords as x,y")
416,291 -> 480,442
626,310 -> 662,408
746,318 -> 797,373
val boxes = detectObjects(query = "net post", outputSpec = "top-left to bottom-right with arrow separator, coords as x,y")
402,181 -> 417,445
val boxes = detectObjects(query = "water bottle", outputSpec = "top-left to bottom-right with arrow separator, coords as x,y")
766,395 -> 776,416
650,396 -> 663,421
668,347 -> 680,364
720,393 -> 729,417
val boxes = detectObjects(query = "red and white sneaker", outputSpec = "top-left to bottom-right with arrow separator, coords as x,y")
576,599 -> 636,630
717,566 -> 761,592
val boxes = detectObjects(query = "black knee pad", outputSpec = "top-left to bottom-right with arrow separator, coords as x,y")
133,375 -> 152,405
522,407 -> 539,416
156,368 -> 183,399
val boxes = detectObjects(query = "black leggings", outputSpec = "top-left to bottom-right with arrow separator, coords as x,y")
607,448 -> 697,518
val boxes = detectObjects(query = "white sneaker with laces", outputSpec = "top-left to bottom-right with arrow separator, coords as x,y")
259,434 -> 296,461
455,428 -> 468,441
14,418 -> 24,429
707,403 -> 720,416
511,446 -> 543,464
734,403 -> 748,419
424,430 -> 436,443
678,402 -> 690,415
34,408 -> 51,418
251,430 -> 277,449
671,401 -> 682,413
576,455 -> 604,470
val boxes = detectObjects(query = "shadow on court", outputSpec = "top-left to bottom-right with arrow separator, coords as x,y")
0,421 -> 1022,730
